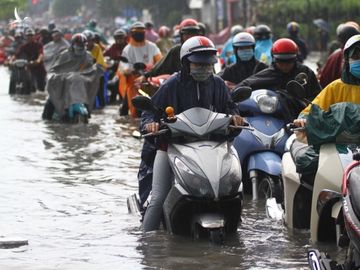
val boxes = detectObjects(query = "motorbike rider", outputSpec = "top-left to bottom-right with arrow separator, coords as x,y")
145,22 -> 159,43
140,18 -> 201,80
218,32 -> 268,88
118,21 -> 162,117
135,19 -> 201,209
155,26 -> 173,56
42,33 -> 98,120
220,24 -> 244,67
254,24 -> 273,65
286,21 -> 308,63
291,35 -> 360,180
318,23 -> 359,88
236,38 -> 321,121
104,29 -> 128,103
86,19 -> 108,45
141,36 -> 245,232
12,28 -> 46,92
43,29 -> 70,72
294,34 -> 360,126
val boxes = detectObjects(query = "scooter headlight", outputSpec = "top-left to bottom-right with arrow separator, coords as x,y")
174,157 -> 214,198
257,94 -> 278,114
219,155 -> 242,197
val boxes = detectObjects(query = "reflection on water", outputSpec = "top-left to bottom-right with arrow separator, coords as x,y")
0,64 -> 345,269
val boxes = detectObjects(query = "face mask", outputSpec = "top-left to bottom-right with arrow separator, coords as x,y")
73,45 -> 85,56
190,65 -> 213,82
132,32 -> 145,42
237,49 -> 254,61
349,59 -> 360,79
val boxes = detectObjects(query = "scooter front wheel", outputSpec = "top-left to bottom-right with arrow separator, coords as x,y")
258,176 -> 283,203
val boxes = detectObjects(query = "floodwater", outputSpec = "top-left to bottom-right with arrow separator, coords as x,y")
0,55 -> 345,270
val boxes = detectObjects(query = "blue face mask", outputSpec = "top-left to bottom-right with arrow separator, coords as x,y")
237,49 -> 254,61
350,59 -> 360,79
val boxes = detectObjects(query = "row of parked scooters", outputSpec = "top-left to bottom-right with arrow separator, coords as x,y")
127,74 -> 360,270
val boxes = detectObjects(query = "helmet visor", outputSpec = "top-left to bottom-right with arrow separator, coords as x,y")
188,52 -> 217,64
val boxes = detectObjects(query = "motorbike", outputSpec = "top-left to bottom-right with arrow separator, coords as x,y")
232,87 -> 289,202
277,81 -> 360,245
127,87 -> 252,244
232,73 -> 309,202
45,64 -> 103,124
8,59 -> 34,95
307,151 -> 360,270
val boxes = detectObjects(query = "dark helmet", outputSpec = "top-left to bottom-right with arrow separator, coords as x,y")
337,24 -> 360,45
145,22 -> 154,29
48,21 -> 56,31
82,30 -> 95,41
287,21 -> 300,35
113,29 -> 127,38
254,24 -> 271,40
71,33 -> 87,47
130,21 -> 146,31
271,38 -> 298,61
342,162 -> 360,254
88,19 -> 97,28
179,18 -> 200,35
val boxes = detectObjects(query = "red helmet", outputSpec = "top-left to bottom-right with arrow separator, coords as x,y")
158,26 -> 170,38
179,18 -> 200,35
271,38 -> 298,61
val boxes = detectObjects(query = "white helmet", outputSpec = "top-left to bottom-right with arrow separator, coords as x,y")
232,32 -> 255,47
180,36 -> 217,64
231,25 -> 244,36
344,34 -> 360,59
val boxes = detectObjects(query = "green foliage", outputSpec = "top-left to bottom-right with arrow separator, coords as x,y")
51,0 -> 82,18
0,0 -> 27,20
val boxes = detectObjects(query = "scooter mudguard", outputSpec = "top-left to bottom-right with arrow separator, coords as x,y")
247,152 -> 282,176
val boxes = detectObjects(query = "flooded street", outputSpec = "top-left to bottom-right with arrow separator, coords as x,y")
0,56 -> 344,270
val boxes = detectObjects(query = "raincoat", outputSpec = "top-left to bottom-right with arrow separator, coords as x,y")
46,49 -> 103,117
255,39 -> 273,65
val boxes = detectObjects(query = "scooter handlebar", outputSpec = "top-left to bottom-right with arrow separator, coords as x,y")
286,123 -> 305,132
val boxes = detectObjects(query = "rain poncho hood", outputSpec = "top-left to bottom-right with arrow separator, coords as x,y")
43,38 -> 70,72
46,49 -> 103,117
255,39 -> 273,65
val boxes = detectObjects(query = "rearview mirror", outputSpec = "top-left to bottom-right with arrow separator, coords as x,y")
131,95 -> 160,117
231,86 -> 252,102
133,62 -> 147,71
286,80 -> 306,99
294,72 -> 308,85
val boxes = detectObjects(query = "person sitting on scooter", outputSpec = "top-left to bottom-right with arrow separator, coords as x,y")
141,36 -> 245,232
42,33 -> 102,120
236,38 -> 321,121
12,28 -> 47,92
291,34 -> 360,179
218,32 -> 268,89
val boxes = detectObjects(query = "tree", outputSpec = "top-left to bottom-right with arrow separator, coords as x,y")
0,0 -> 27,20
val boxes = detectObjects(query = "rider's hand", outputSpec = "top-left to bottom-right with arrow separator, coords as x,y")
224,80 -> 236,90
134,75 -> 146,89
145,122 -> 159,134
231,115 -> 245,126
293,118 -> 306,127
293,118 -> 307,143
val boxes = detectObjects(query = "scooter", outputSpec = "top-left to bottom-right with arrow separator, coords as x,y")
307,151 -> 360,270
8,59 -> 34,95
127,87 -> 252,244
232,87 -> 289,201
279,81 -> 360,245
